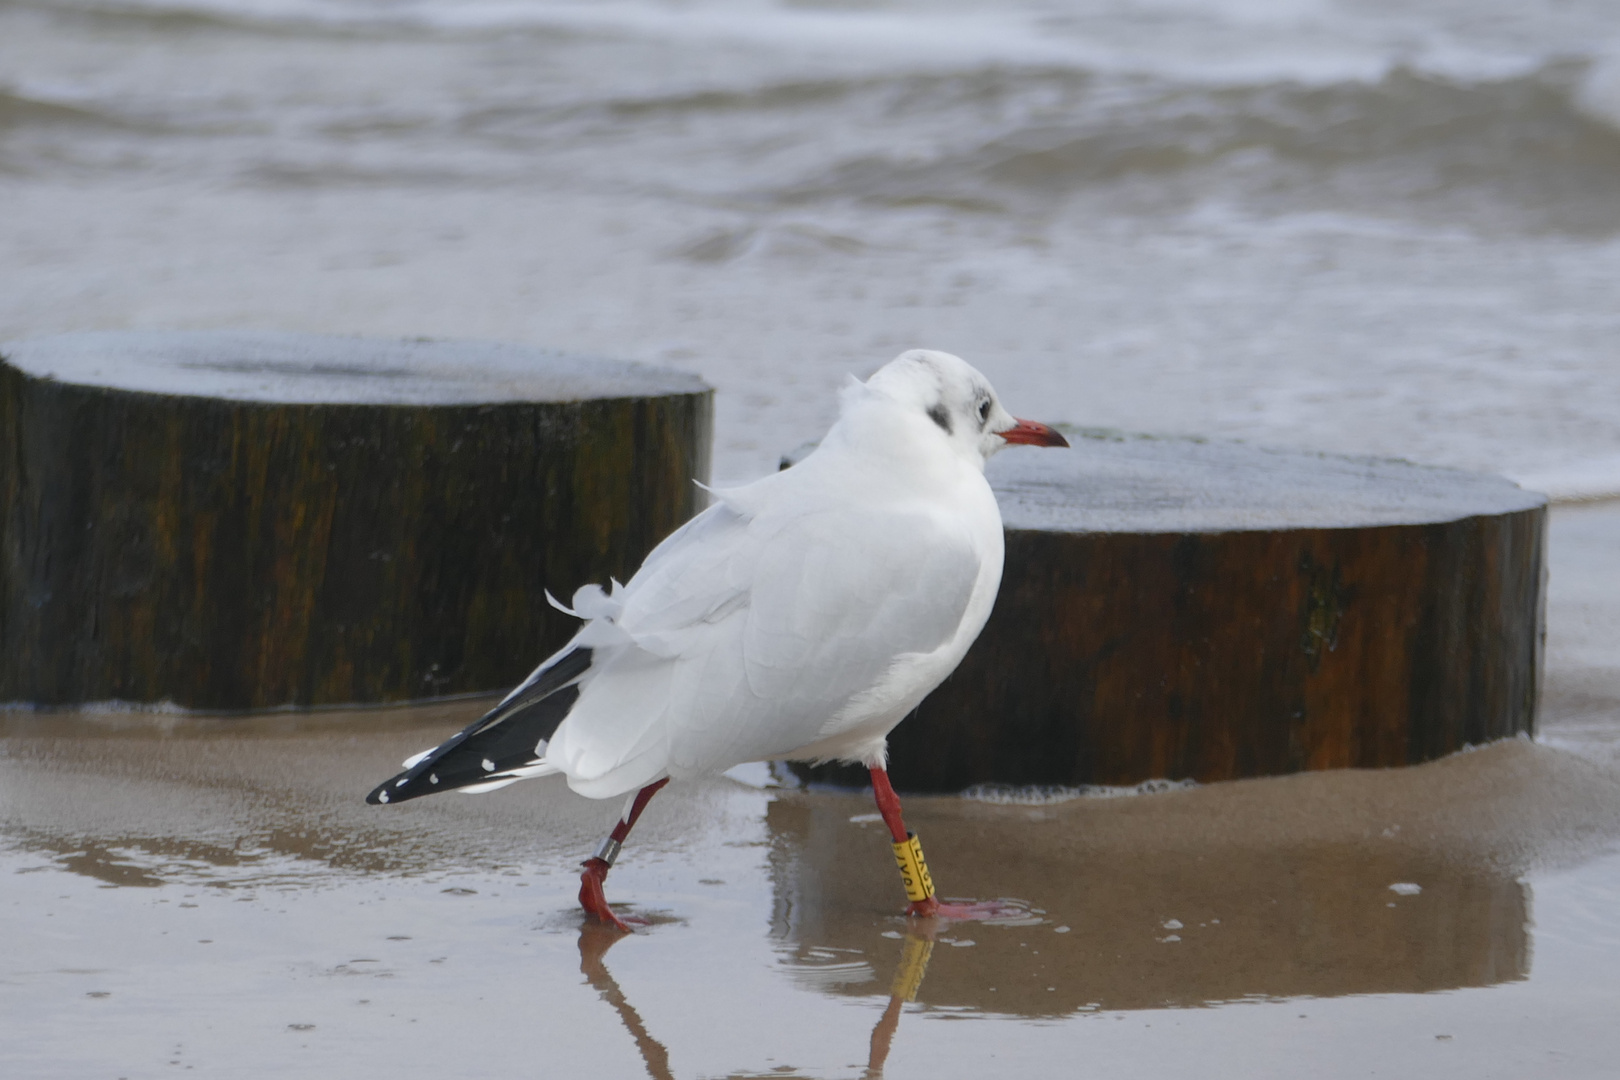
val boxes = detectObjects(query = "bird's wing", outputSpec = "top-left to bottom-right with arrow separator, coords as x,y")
742,504 -> 979,702
546,497 -> 982,794
615,498 -> 761,642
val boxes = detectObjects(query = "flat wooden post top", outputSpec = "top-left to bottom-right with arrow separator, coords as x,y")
1,329 -> 709,405
986,430 -> 1545,534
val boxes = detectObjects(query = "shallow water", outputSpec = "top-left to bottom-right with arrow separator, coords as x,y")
4,705 -> 1620,1078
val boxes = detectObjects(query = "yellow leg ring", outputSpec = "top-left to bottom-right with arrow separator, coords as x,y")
891,832 -> 936,903
890,935 -> 935,1002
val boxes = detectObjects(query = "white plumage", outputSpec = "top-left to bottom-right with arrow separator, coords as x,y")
366,349 -> 1066,924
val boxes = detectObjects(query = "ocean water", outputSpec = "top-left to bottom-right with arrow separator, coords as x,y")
2,0 -> 1619,495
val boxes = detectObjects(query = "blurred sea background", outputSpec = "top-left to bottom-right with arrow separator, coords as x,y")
4,0 -> 1619,492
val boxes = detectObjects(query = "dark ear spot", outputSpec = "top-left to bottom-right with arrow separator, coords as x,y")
926,402 -> 953,435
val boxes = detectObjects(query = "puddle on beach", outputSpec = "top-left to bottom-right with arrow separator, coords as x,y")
4,699 -> 1620,1078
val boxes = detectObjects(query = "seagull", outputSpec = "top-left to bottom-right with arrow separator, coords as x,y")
366,349 -> 1068,929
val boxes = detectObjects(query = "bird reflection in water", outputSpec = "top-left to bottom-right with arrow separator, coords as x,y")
576,920 -> 942,1079
577,923 -> 676,1080
863,923 -> 937,1078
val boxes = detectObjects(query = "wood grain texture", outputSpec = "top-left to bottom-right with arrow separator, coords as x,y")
0,338 -> 711,709
796,437 -> 1547,791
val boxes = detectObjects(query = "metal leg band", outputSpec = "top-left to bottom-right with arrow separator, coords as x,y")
593,836 -> 623,867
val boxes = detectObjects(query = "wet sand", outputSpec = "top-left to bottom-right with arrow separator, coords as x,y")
3,506 -> 1619,1079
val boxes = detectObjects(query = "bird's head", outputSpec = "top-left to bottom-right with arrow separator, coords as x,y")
858,349 -> 1069,466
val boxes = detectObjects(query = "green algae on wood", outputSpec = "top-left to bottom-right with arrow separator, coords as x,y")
0,331 -> 712,710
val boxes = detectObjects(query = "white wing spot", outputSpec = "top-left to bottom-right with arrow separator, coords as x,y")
482,759 -> 496,772
429,774 -> 439,785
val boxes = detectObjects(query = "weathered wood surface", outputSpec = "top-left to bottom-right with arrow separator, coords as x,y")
797,433 -> 1546,790
0,331 -> 711,710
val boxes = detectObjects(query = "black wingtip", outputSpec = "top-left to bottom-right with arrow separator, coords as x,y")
363,645 -> 594,807
366,770 -> 424,805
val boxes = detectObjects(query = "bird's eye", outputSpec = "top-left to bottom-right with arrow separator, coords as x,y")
977,399 -> 991,424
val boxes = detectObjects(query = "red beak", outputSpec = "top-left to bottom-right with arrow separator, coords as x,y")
999,418 -> 1070,448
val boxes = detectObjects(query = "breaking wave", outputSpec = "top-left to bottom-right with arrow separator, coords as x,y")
773,64 -> 1620,233
8,0 -> 1620,234
0,86 -> 135,130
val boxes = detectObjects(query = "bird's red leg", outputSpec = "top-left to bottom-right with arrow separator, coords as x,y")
869,767 -> 944,918
580,778 -> 669,932
869,767 -> 1009,920
868,766 -> 911,847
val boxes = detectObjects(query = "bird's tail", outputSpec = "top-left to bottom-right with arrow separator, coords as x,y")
365,644 -> 593,805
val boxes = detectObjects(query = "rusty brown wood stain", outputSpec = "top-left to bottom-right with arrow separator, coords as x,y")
865,510 -> 1546,790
